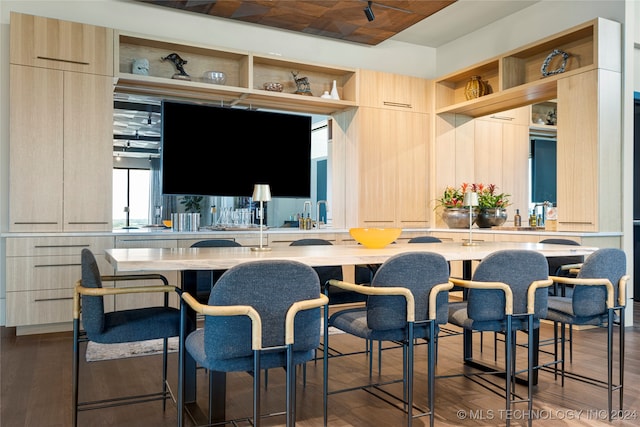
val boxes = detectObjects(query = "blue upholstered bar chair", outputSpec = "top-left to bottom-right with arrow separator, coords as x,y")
72,249 -> 180,427
176,259 -> 328,427
323,251 -> 452,427
447,250 -> 552,427
544,248 -> 629,420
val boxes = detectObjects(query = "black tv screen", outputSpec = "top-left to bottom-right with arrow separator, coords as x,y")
161,100 -> 312,198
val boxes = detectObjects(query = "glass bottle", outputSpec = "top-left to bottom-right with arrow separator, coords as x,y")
514,209 -> 521,227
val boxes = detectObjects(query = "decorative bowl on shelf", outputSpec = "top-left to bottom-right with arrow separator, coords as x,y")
202,71 -> 226,85
349,227 -> 402,249
263,82 -> 283,92
162,220 -> 172,228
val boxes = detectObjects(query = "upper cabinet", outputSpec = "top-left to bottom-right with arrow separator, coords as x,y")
434,18 -> 620,118
9,12 -> 113,76
114,32 -> 357,115
358,70 -> 429,113
9,13 -> 113,232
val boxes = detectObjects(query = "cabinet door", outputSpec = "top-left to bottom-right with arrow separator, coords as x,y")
557,70 -> 598,230
9,65 -> 64,231
397,112 -> 429,227
359,70 -> 429,113
357,108 -> 398,225
63,72 -> 113,231
10,12 -> 113,75
357,108 -> 428,226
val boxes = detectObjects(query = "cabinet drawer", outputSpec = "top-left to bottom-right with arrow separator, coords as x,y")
6,255 -> 113,292
6,289 -> 74,326
115,238 -> 178,249
6,236 -> 113,257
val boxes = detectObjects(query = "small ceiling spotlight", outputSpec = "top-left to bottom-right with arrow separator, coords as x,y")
364,1 -> 375,22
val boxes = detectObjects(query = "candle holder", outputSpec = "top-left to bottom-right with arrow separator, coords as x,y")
462,191 -> 479,246
251,184 -> 272,251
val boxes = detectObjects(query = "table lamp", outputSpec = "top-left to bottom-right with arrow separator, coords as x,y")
251,184 -> 271,251
462,191 -> 479,246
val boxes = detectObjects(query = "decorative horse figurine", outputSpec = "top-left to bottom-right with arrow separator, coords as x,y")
161,53 -> 191,80
291,71 -> 312,96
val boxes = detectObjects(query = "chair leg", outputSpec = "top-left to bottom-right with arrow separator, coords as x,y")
618,307 -> 625,412
162,337 -> 168,411
504,317 -> 513,427
72,319 -> 81,427
254,350 -> 262,427
427,323 -> 436,427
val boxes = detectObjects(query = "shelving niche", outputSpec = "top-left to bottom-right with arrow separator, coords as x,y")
114,32 -> 357,115
434,18 -> 618,118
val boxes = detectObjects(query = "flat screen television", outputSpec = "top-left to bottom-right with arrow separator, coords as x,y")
161,100 -> 312,198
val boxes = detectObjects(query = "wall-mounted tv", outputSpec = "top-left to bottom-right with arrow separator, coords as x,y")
161,100 -> 312,198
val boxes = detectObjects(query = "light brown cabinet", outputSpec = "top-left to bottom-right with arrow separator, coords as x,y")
9,12 -> 113,232
9,11 -> 113,75
355,107 -> 429,227
556,68 -> 621,232
5,236 -> 114,332
9,65 -> 113,232
358,69 -> 429,113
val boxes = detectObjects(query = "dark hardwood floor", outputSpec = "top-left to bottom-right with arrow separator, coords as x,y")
2,304 -> 639,426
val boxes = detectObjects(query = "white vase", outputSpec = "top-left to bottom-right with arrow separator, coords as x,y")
330,80 -> 340,100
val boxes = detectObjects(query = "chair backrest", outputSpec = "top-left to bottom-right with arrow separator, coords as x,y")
408,236 -> 442,243
290,238 -> 343,286
540,238 -> 583,276
367,251 -> 450,330
204,260 -> 321,359
573,248 -> 626,317
468,250 -> 549,321
191,239 -> 242,248
80,248 -> 106,338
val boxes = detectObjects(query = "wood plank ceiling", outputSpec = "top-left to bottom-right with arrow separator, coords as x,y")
136,0 -> 457,45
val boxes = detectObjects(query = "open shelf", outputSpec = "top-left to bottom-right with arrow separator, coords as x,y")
115,32 -> 357,115
434,18 -> 611,118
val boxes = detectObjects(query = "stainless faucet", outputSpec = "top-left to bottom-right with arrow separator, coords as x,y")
316,200 -> 328,228
534,201 -> 550,226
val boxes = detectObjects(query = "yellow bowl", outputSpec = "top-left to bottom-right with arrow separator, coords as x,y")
349,228 -> 402,249
162,220 -> 172,228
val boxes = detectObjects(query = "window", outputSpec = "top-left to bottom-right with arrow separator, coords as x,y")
113,168 -> 151,228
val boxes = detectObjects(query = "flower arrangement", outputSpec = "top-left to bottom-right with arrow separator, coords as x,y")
436,183 -> 510,209
475,183 -> 510,209
435,183 -> 473,208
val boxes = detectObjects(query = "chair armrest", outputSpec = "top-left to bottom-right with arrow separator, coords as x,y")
181,291 -> 262,350
100,273 -> 170,286
285,294 -> 329,344
559,263 -> 583,272
449,277 -> 514,315
428,282 -> 454,320
327,279 -> 415,320
73,279 -> 178,319
526,279 -> 553,314
549,275 -> 617,308
619,275 -> 630,306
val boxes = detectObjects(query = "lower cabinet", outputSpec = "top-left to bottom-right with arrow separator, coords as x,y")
5,236 -> 114,332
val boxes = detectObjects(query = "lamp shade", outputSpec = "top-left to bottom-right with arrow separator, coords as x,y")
252,184 -> 272,202
463,191 -> 479,207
